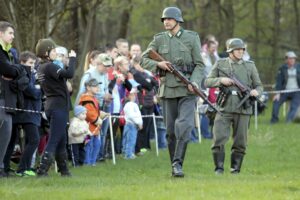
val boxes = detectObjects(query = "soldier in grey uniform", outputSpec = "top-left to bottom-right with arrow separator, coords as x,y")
142,7 -> 205,177
205,38 -> 263,174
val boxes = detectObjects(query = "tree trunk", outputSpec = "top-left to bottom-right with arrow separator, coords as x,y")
294,0 -> 300,49
271,0 -> 281,68
253,0 -> 259,59
117,0 -> 133,39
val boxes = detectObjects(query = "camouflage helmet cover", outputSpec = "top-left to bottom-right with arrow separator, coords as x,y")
161,7 -> 184,23
226,38 -> 245,53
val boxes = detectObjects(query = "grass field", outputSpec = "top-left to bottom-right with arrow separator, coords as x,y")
1,106 -> 300,200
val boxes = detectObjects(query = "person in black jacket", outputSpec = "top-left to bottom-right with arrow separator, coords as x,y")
6,52 -> 41,177
35,38 -> 76,177
0,21 -> 23,178
270,51 -> 300,123
129,55 -> 158,155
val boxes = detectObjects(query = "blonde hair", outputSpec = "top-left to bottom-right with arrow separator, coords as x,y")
83,50 -> 101,72
114,56 -> 128,70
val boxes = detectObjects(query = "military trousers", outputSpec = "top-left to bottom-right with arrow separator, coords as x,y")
162,96 -> 196,142
211,113 -> 250,155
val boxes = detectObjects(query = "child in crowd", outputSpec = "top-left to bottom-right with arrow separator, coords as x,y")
79,78 -> 109,166
68,105 -> 92,167
13,51 -> 41,177
122,88 -> 143,159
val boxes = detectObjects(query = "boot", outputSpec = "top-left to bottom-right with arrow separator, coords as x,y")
167,139 -> 176,164
213,152 -> 225,175
230,152 -> 244,174
171,140 -> 188,178
172,162 -> 184,177
37,151 -> 54,177
56,152 -> 72,177
0,168 -> 8,178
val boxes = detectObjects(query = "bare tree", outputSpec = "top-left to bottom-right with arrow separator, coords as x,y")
253,0 -> 259,59
271,0 -> 281,68
294,0 -> 300,49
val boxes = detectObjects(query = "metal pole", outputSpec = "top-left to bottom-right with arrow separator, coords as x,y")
254,101 -> 258,130
109,115 -> 116,165
152,113 -> 159,156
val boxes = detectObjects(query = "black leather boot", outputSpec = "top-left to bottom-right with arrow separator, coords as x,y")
56,152 -> 72,177
37,151 -> 54,177
171,140 -> 188,178
230,152 -> 244,174
213,152 -> 225,175
0,168 -> 8,178
167,139 -> 176,164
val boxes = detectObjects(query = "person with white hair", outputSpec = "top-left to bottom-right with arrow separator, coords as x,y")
270,51 -> 300,123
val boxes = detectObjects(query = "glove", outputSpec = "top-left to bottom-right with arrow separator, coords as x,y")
94,118 -> 103,126
100,111 -> 110,120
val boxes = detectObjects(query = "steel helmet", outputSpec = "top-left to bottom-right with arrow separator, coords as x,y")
161,7 -> 184,23
36,38 -> 57,57
226,38 -> 245,53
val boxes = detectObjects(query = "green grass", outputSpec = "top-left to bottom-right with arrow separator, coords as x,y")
1,105 -> 300,200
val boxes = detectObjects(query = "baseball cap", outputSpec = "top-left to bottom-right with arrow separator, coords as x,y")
285,51 -> 297,58
84,78 -> 102,87
99,53 -> 113,66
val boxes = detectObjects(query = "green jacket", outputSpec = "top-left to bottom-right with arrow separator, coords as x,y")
205,57 -> 263,115
141,28 -> 205,98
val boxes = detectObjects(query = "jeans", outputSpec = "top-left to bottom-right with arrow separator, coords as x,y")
44,109 -> 69,154
122,123 -> 137,159
271,91 -> 300,123
157,127 -> 167,149
17,124 -> 40,172
84,135 -> 101,165
0,99 -> 12,169
70,143 -> 85,166
97,104 -> 110,160
201,114 -> 212,139
97,119 -> 109,160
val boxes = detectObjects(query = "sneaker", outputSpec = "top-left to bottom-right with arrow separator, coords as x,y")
16,170 -> 36,177
140,148 -> 147,153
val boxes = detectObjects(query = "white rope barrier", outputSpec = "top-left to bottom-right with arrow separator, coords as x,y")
263,88 -> 300,94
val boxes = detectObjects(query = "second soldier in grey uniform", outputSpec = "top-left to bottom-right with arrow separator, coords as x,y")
142,7 -> 205,177
205,38 -> 263,174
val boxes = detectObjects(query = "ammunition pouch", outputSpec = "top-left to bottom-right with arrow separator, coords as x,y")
178,63 -> 195,75
216,86 -> 230,107
238,92 -> 254,109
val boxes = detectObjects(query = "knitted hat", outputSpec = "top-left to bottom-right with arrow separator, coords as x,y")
74,105 -> 86,117
35,38 -> 57,57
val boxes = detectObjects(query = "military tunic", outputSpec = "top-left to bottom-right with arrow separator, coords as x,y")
205,57 -> 263,154
142,28 -> 205,98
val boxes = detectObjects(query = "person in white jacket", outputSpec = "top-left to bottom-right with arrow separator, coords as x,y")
122,88 -> 143,159
68,105 -> 92,166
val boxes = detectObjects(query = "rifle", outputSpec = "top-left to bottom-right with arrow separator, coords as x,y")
217,68 -> 266,109
148,49 -> 222,115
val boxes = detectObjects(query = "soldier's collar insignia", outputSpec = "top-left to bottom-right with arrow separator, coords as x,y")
176,28 -> 184,38
167,28 -> 184,38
